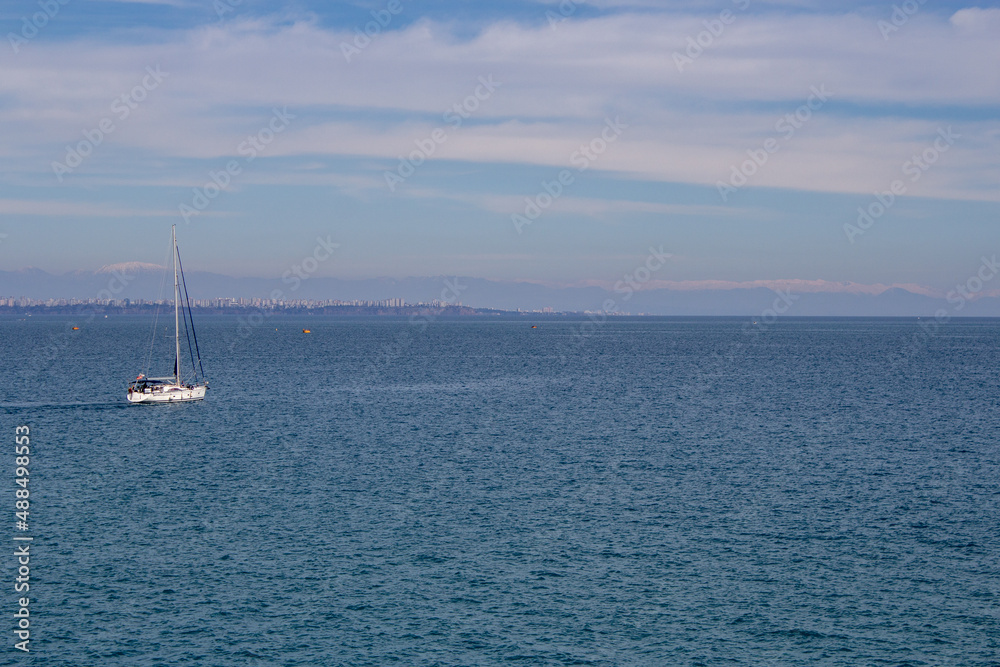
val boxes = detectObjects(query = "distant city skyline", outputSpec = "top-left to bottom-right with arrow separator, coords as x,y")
1,0 -> 998,297
0,296 -> 411,309
6,262 -> 1000,317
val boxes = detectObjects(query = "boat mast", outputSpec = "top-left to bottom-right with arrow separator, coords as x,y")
173,224 -> 181,386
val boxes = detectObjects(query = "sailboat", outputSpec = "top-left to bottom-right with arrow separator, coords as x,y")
127,225 -> 208,403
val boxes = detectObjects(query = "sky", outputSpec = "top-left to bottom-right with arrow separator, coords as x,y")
1,0 -> 999,297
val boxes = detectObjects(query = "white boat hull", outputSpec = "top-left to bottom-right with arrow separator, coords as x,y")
126,225 -> 209,405
127,384 -> 207,404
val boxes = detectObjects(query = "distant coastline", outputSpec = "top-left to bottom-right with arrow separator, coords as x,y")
4,303 -> 1000,321
6,294 -> 1000,319
0,300 -> 573,317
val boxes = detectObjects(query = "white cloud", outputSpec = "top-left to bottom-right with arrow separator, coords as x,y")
950,7 -> 1000,30
416,189 -> 751,218
0,199 -> 175,217
96,0 -> 190,6
2,10 -> 997,200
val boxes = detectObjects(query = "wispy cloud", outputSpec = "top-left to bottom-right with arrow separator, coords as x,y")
95,0 -> 190,6
0,199 -> 175,217
3,10 -> 997,200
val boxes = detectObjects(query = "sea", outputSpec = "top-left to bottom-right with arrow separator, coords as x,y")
1,314 -> 998,666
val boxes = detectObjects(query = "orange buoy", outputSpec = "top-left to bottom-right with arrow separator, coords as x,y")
72,326 -> 80,330
302,329 -> 311,333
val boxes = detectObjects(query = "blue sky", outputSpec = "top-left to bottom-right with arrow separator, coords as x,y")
1,0 -> 999,298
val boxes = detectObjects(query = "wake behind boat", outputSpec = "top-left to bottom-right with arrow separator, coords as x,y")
127,225 -> 208,404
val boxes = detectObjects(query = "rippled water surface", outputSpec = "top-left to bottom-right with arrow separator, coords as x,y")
1,315 -> 999,665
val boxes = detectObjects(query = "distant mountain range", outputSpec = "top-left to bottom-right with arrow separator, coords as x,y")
3,265 -> 1000,316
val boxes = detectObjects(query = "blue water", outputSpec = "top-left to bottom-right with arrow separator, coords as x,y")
1,315 -> 999,665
